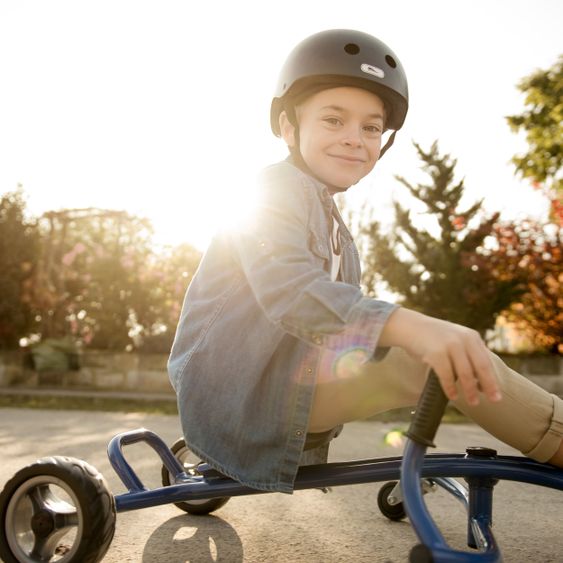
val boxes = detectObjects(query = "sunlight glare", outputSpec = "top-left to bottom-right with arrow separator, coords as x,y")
151,146 -> 276,250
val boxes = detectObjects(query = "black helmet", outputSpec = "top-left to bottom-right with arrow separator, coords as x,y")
270,29 -> 409,137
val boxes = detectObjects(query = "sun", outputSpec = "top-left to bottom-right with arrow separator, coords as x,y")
149,151 -> 279,251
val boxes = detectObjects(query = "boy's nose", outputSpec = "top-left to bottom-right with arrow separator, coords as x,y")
341,126 -> 363,147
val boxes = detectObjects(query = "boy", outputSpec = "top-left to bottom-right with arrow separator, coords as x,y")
168,29 -> 563,493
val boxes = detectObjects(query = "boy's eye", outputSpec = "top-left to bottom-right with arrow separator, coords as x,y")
364,124 -> 383,135
323,117 -> 341,126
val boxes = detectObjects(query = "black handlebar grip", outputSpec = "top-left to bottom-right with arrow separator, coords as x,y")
405,370 -> 449,447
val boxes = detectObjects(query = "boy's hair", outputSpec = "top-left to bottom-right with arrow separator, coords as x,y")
270,29 -> 409,157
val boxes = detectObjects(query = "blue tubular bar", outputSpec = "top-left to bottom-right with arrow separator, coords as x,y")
402,440 -> 501,562
398,370 -> 562,561
107,428 -> 187,492
466,471 -> 498,550
112,451 -> 563,513
433,477 -> 469,509
422,455 -> 563,489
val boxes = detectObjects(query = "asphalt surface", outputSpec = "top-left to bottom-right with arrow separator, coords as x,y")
1,407 -> 562,563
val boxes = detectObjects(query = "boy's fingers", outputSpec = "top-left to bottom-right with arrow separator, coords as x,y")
450,350 -> 480,406
429,357 -> 458,401
469,344 -> 502,402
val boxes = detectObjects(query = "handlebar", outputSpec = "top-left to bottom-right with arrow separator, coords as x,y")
405,370 -> 448,448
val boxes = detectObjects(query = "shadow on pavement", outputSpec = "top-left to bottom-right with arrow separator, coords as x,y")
142,513 -> 243,563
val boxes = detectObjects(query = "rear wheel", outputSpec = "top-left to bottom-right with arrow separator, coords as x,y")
161,438 -> 230,515
0,456 -> 116,563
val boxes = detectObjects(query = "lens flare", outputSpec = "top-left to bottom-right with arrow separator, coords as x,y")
383,429 -> 406,448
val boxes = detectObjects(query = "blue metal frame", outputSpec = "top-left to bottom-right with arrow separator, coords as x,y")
400,371 -> 563,561
105,368 -> 563,562
107,426 -> 563,562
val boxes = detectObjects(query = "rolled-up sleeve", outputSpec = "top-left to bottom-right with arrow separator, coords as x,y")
231,164 -> 397,356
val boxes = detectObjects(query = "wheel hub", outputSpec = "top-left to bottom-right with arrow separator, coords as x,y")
31,509 -> 55,537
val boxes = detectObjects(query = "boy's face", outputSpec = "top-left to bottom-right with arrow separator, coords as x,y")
280,87 -> 386,190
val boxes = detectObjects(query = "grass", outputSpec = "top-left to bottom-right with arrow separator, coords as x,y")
0,394 -> 178,415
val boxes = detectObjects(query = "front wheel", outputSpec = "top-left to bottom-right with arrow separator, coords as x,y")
377,480 -> 407,521
0,456 -> 116,563
161,438 -> 230,515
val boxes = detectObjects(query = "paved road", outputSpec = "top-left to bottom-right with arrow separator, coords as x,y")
1,407 -> 562,562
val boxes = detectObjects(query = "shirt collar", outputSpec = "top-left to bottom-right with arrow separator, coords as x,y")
284,155 -> 335,210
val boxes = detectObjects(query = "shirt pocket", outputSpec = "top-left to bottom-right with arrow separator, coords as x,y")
341,238 -> 361,286
308,229 -> 330,270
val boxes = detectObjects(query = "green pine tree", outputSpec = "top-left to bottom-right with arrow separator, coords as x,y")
362,141 -> 524,335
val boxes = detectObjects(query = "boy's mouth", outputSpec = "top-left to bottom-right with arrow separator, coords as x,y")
329,154 -> 365,163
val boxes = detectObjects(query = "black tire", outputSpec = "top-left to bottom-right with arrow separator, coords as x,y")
0,456 -> 116,563
161,438 -> 230,515
377,480 -> 407,521
409,543 -> 434,562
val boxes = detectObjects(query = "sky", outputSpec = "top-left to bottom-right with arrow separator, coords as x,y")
0,0 -> 561,250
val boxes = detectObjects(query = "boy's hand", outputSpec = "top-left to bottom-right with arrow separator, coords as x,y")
379,308 -> 502,406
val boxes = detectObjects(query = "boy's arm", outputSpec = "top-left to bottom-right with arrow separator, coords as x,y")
379,307 -> 502,406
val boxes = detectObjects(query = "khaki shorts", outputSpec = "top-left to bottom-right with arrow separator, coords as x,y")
310,348 -> 563,463
454,352 -> 563,462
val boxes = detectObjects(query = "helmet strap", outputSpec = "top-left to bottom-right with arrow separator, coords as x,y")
285,104 -> 306,168
379,130 -> 397,158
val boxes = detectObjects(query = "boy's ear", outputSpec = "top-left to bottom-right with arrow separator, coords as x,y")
279,111 -> 296,148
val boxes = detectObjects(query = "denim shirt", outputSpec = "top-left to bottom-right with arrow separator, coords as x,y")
168,160 -> 397,493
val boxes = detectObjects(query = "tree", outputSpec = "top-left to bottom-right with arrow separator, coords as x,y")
0,188 -> 40,348
0,195 -> 202,351
132,242 -> 202,353
490,221 -> 562,353
31,208 -> 157,349
500,56 -> 563,353
29,208 -> 202,351
506,55 -> 562,224
361,142 -> 524,335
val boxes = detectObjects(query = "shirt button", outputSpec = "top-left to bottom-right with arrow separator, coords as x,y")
306,368 -> 313,374
312,334 -> 323,345
295,430 -> 304,437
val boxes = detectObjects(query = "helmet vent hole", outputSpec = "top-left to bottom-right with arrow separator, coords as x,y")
385,55 -> 397,68
344,43 -> 360,55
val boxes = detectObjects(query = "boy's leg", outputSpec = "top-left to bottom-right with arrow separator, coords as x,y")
309,347 -> 430,431
452,352 -> 563,463
309,347 -> 563,464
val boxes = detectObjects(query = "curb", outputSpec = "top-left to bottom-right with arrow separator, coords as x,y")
0,386 -> 177,402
